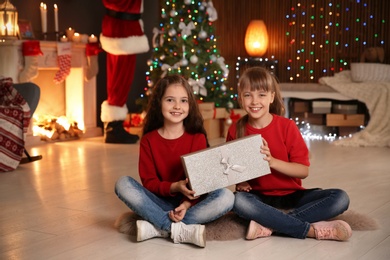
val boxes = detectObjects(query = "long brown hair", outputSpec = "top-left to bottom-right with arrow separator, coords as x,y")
142,74 -> 209,146
236,67 -> 285,138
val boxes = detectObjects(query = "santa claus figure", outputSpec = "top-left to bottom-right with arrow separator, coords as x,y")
100,0 -> 149,143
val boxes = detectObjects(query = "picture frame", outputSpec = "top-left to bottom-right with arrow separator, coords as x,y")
18,19 -> 35,39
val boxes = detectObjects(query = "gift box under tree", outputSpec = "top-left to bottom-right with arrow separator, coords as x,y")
198,102 -> 229,139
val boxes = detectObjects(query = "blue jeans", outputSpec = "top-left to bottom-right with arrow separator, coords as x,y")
115,176 -> 235,232
233,189 -> 350,239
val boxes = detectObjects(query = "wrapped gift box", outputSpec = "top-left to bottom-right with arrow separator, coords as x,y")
199,102 -> 228,120
312,101 -> 332,114
204,118 -> 223,139
128,126 -> 143,138
291,112 -> 324,125
181,134 -> 271,196
293,101 -> 310,113
326,114 -> 365,127
332,104 -> 358,114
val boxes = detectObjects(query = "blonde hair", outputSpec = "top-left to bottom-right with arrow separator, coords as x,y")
235,67 -> 285,138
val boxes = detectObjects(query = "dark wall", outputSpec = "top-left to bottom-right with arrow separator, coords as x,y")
212,0 -> 390,85
11,0 -> 160,127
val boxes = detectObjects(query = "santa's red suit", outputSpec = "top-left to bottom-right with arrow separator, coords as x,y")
100,0 -> 149,143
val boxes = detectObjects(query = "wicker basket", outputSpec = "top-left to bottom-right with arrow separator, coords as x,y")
350,63 -> 390,82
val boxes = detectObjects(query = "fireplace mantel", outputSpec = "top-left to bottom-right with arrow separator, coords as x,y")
0,40 -> 102,144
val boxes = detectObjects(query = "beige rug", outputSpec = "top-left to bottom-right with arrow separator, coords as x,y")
114,210 -> 379,241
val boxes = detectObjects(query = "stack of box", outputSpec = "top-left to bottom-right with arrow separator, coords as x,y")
332,104 -> 358,114
312,101 -> 332,114
290,100 -> 324,125
199,103 -> 248,139
199,102 -> 228,139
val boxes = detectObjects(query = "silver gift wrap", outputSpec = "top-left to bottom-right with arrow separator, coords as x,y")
181,134 -> 271,196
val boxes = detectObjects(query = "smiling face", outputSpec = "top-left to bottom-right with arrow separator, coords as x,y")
240,88 -> 275,122
161,83 -> 189,126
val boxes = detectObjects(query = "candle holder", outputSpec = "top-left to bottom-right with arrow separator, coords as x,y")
41,31 -> 60,41
0,0 -> 18,40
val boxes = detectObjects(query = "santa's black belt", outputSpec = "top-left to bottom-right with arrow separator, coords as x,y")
106,8 -> 141,20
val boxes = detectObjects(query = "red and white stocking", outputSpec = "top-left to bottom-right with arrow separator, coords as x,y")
85,42 -> 102,81
54,42 -> 72,84
19,41 -> 43,83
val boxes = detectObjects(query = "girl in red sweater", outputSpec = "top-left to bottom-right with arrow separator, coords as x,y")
115,75 -> 234,247
229,67 -> 352,241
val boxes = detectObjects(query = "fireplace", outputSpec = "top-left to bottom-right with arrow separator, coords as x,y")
0,40 -> 102,145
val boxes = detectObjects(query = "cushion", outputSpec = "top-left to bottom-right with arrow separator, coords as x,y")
350,63 -> 390,82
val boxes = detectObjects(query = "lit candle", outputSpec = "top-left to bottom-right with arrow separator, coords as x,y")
88,34 -> 98,43
80,34 -> 89,43
66,27 -> 75,40
54,4 -> 59,32
72,32 -> 81,42
60,35 -> 68,42
0,15 -> 4,35
40,2 -> 47,33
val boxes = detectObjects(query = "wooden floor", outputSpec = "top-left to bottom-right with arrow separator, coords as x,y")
1,136 -> 390,260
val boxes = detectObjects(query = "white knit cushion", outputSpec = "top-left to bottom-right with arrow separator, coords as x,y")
350,63 -> 390,82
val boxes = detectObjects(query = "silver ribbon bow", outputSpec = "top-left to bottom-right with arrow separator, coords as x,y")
216,56 -> 229,77
161,62 -> 181,78
221,157 -> 246,175
179,21 -> 195,37
206,0 -> 218,22
188,78 -> 207,96
152,27 -> 164,48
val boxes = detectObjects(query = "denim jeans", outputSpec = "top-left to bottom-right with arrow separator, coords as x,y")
115,176 -> 235,232
233,188 -> 350,239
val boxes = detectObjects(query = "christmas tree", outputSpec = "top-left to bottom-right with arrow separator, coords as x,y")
139,0 -> 236,110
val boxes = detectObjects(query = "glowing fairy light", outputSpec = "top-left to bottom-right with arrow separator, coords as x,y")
285,1 -> 385,82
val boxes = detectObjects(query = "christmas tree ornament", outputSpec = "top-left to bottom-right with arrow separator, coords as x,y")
180,58 -> 189,66
206,0 -> 218,22
210,54 -> 217,62
190,55 -> 198,64
188,78 -> 207,96
170,9 -> 176,17
225,118 -> 232,125
198,30 -> 207,39
227,101 -> 234,109
220,84 -> 227,91
147,59 -> 153,66
168,28 -> 176,37
152,27 -> 165,48
217,56 -> 229,77
179,21 -> 195,37
160,54 -> 166,60
184,0 -> 192,5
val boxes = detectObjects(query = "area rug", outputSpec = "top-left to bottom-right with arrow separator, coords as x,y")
114,210 -> 379,241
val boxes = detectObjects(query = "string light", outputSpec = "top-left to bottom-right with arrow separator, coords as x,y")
285,1 -> 386,82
